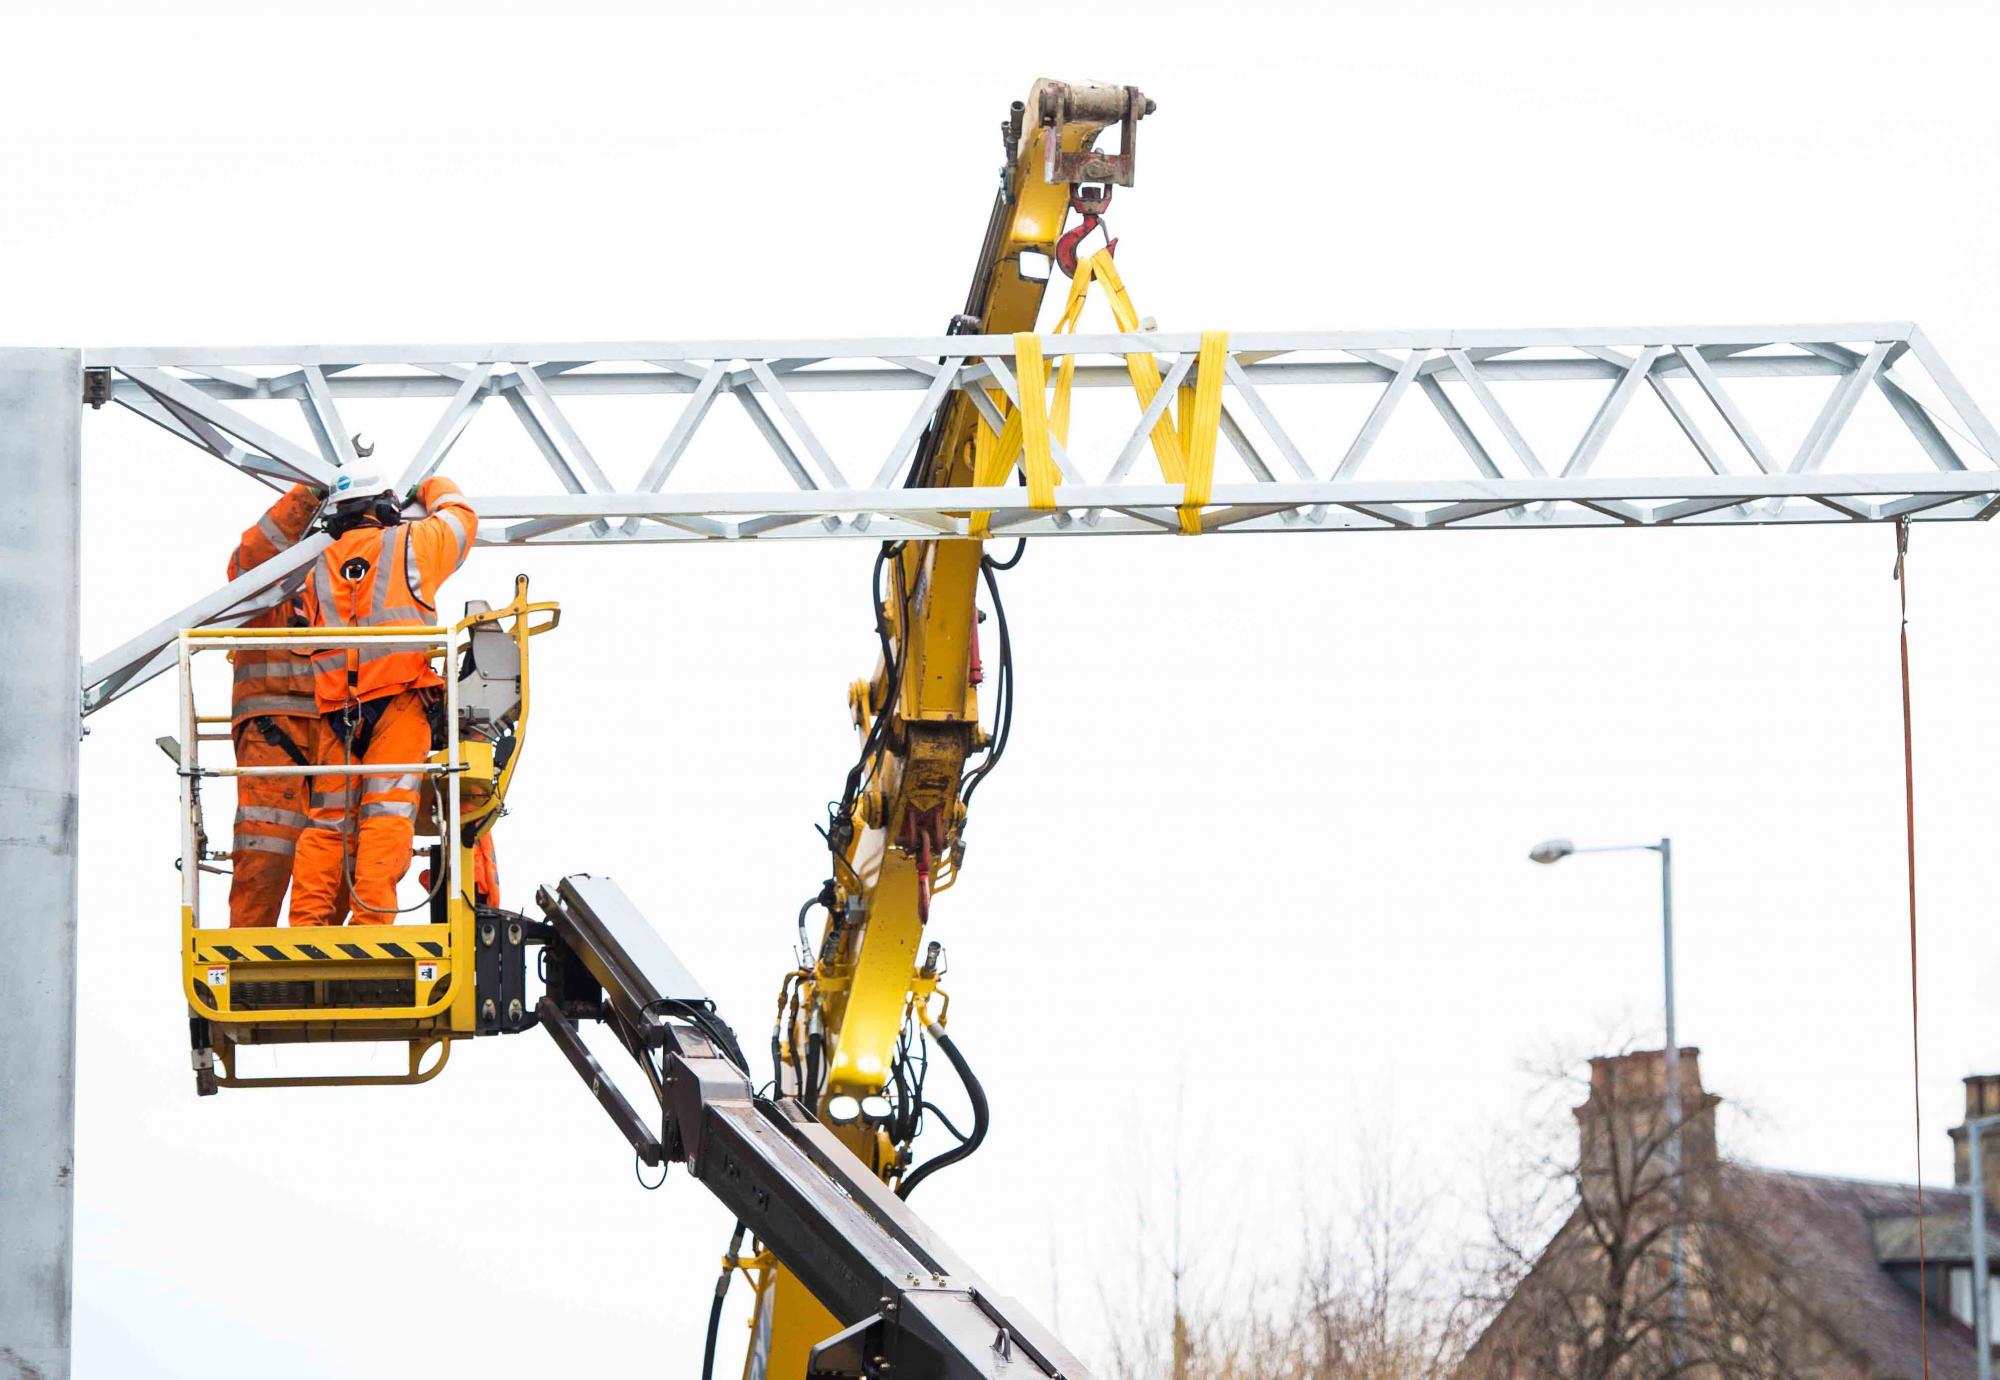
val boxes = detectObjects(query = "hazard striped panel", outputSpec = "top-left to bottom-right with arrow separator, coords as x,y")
194,935 -> 447,963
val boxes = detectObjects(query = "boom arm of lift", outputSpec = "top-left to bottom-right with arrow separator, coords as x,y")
531,875 -> 1089,1380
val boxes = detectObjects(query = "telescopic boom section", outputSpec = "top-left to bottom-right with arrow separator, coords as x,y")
535,876 -> 1091,1380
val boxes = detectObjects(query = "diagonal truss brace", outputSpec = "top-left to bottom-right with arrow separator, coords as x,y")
83,534 -> 330,714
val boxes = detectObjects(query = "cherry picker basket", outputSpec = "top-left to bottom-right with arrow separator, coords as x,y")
172,576 -> 556,1092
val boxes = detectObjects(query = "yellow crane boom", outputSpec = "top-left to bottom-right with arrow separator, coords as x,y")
752,77 -> 1154,1378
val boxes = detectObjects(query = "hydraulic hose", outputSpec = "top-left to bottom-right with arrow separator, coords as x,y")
896,1019 -> 988,1200
701,1221 -> 749,1380
640,994 -> 751,1075
961,554 -> 1015,806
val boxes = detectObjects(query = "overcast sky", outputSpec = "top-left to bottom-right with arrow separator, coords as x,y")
13,1 -> 2000,1374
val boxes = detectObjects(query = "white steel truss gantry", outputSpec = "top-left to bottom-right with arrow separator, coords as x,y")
4,317 -> 1998,1380
83,322 -> 2000,712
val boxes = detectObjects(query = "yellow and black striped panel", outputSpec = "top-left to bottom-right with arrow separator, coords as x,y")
196,937 -> 446,963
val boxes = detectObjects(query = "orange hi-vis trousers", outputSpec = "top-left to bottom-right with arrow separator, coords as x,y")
290,691 -> 431,926
418,831 -> 500,908
228,721 -> 315,928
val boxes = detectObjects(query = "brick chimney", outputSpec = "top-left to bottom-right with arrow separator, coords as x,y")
1574,1049 -> 1718,1197
1949,1074 -> 2000,1206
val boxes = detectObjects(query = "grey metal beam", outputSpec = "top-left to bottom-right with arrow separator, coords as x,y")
102,354 -> 1861,404
456,470 -> 2000,514
82,535 -> 329,713
121,367 -> 338,489
82,322 -> 1923,367
0,348 -> 82,1380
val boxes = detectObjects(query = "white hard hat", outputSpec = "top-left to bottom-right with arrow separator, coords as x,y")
325,465 -> 395,514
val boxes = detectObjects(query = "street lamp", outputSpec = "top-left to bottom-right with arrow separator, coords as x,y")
1529,835 -> 1683,1358
1968,1114 -> 2000,1380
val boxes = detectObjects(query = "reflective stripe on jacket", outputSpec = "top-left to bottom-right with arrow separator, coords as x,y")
227,483 -> 320,726
302,477 -> 476,710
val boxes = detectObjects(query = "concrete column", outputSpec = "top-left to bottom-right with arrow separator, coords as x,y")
0,349 -> 82,1380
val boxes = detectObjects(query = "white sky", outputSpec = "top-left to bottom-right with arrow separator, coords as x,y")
11,0 -> 2000,1373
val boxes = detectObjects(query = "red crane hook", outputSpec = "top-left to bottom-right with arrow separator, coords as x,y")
1055,184 -> 1117,279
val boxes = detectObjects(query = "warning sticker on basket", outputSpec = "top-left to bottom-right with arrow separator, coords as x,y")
206,966 -> 228,986
417,961 -> 439,983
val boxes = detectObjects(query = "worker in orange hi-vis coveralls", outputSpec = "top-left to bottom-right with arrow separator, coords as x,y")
288,470 -> 476,927
225,482 -> 337,928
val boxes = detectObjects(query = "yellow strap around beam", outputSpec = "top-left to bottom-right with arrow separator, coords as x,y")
971,262 -> 1100,536
1048,256 -> 1095,447
1012,332 -> 1059,510
1178,330 -> 1229,534
1087,251 -> 1189,485
968,253 -> 1212,536
977,391 -> 1021,488
969,390 -> 1019,538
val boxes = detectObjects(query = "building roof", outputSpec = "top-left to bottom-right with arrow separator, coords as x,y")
1723,1164 -> 1985,1380
1460,1048 -> 2000,1380
1871,1211 -> 2000,1266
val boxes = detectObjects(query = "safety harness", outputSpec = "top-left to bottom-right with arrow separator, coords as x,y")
251,715 -> 311,768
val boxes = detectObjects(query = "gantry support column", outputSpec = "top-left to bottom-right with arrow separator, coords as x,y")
0,349 -> 82,1380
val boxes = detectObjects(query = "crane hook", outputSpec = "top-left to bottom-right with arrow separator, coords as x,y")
1055,183 -> 1117,279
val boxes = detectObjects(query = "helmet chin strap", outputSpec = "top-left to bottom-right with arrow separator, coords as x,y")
322,495 -> 404,538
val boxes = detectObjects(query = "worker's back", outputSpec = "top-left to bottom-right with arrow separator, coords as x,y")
301,476 -> 475,711
289,473 -> 476,927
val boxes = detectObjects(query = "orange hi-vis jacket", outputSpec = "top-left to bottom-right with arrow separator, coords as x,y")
301,478 -> 477,711
226,483 -> 321,725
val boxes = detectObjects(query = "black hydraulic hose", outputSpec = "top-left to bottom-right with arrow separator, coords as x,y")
700,1290 -> 726,1380
920,1099 -> 970,1143
704,1013 -> 750,1074
830,543 -> 909,854
962,555 -> 1014,805
896,1021 -> 988,1200
701,1220 -> 749,1380
986,536 -> 1027,571
645,999 -> 750,1075
890,1038 -> 915,1144
796,892 -> 819,962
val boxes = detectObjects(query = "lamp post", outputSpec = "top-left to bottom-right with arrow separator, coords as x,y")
1969,1113 -> 2000,1380
1529,836 -> 1683,1357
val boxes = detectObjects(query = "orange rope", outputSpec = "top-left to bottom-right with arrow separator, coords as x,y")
1897,517 -> 1931,1379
